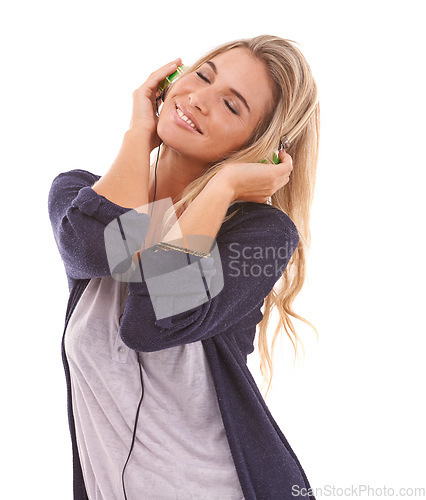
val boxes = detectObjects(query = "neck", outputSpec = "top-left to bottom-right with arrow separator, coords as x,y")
148,144 -> 209,206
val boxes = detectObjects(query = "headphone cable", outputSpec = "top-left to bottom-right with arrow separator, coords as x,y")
121,140 -> 161,500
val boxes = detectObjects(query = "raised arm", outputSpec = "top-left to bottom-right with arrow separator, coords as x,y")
119,153 -> 297,352
119,201 -> 300,352
91,58 -> 182,210
48,60 -> 182,281
91,129 -> 152,210
151,149 -> 294,256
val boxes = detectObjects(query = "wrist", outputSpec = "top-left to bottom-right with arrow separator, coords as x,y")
125,127 -> 157,153
209,169 -> 237,203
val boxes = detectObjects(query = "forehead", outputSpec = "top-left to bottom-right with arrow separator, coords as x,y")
209,48 -> 274,117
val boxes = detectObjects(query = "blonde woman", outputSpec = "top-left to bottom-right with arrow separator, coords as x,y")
49,34 -> 319,500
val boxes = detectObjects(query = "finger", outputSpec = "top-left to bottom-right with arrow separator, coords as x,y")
278,149 -> 290,162
277,151 -> 293,173
156,58 -> 182,76
143,58 -> 183,91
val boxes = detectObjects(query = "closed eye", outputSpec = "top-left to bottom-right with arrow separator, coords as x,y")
196,71 -> 239,115
225,101 -> 238,115
196,71 -> 210,83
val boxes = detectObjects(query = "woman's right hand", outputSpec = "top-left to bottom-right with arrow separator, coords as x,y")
218,149 -> 294,203
129,57 -> 182,151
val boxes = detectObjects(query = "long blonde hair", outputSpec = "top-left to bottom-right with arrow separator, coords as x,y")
156,35 -> 320,399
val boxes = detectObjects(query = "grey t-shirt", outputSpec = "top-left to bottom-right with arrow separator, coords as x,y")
64,269 -> 245,499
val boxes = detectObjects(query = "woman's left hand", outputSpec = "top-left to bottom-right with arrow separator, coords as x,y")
216,149 -> 294,203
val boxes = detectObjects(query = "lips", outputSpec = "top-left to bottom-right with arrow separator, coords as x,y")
175,103 -> 203,134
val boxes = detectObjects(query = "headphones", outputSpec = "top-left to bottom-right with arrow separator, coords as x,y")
155,86 -> 170,117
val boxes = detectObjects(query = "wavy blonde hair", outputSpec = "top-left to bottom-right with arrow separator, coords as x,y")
155,34 -> 320,399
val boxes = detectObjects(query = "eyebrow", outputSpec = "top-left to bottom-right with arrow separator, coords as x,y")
205,60 -> 251,113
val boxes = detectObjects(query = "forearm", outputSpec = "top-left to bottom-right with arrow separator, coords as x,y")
159,177 -> 236,255
91,129 -> 151,211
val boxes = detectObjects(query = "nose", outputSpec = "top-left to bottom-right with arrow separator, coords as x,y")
188,88 -> 209,114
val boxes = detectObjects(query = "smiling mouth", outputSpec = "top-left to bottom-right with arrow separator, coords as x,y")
175,105 -> 203,134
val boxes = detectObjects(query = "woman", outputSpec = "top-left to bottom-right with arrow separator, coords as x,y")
48,34 -> 319,500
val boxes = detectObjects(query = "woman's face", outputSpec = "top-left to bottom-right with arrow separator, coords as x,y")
157,47 -> 274,164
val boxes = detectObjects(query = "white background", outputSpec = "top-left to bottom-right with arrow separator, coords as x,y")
1,1 -> 425,499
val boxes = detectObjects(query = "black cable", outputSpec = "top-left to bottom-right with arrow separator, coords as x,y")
121,141 -> 161,500
121,351 -> 144,500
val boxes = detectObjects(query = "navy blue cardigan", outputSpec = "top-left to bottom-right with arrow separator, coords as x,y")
48,169 -> 315,500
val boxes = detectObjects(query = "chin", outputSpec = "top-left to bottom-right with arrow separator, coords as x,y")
157,123 -> 202,161
157,124 -> 186,155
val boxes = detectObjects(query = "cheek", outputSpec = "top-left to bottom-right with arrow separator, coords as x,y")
212,121 -> 250,151
208,112 -> 243,139
156,116 -> 171,145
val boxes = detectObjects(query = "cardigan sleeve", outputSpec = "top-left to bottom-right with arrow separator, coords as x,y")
48,169 -> 151,280
119,205 -> 300,352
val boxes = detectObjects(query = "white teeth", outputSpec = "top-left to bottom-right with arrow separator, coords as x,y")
177,107 -> 198,130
